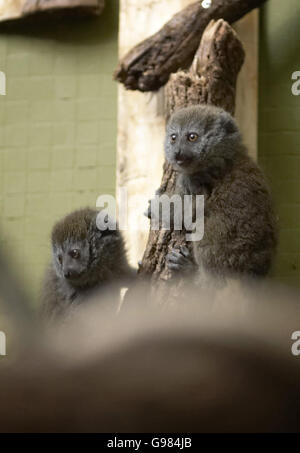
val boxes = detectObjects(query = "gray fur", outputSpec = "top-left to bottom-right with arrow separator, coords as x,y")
41,208 -> 133,319
164,105 -> 277,279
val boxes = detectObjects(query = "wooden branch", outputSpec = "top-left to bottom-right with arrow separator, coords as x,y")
0,0 -> 104,24
139,19 -> 245,306
114,0 -> 266,92
22,0 -> 103,15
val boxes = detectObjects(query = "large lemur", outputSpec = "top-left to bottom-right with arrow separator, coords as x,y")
41,208 -> 134,319
149,105 -> 277,281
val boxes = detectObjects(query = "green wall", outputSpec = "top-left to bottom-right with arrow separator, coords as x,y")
0,2 -> 119,302
259,0 -> 300,286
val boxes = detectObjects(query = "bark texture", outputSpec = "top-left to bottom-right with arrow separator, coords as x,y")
22,0 -> 104,15
114,0 -> 265,92
0,0 -> 104,23
139,19 -> 245,305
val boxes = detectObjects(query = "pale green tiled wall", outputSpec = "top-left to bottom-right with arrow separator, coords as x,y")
0,1 -> 119,302
259,0 -> 300,286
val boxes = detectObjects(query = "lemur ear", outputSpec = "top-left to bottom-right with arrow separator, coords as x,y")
88,215 -> 104,258
220,111 -> 238,135
95,211 -> 117,234
87,215 -> 102,252
89,212 -> 118,245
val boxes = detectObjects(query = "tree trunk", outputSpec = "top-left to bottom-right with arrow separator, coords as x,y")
114,0 -> 265,92
139,19 -> 245,306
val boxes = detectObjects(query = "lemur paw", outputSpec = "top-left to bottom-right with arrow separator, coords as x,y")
166,246 -> 196,273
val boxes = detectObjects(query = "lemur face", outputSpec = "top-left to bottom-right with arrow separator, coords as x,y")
51,208 -> 123,288
165,105 -> 241,175
53,238 -> 90,285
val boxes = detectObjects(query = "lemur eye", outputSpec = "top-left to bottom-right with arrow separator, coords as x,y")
170,134 -> 177,143
70,249 -> 80,259
187,133 -> 198,142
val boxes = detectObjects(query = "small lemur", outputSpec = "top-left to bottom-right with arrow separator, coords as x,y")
41,208 -> 133,319
150,105 -> 277,281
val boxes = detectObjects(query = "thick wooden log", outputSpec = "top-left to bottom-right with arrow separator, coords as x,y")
0,0 -> 104,23
139,19 -> 245,305
114,0 -> 265,92
22,0 -> 103,14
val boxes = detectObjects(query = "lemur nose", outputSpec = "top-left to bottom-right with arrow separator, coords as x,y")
64,270 -> 77,279
175,150 -> 182,159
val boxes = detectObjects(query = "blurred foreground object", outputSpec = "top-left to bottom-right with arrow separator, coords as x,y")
1,260 -> 300,431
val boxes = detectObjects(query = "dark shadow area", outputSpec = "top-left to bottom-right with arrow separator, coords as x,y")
0,1 -> 118,45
